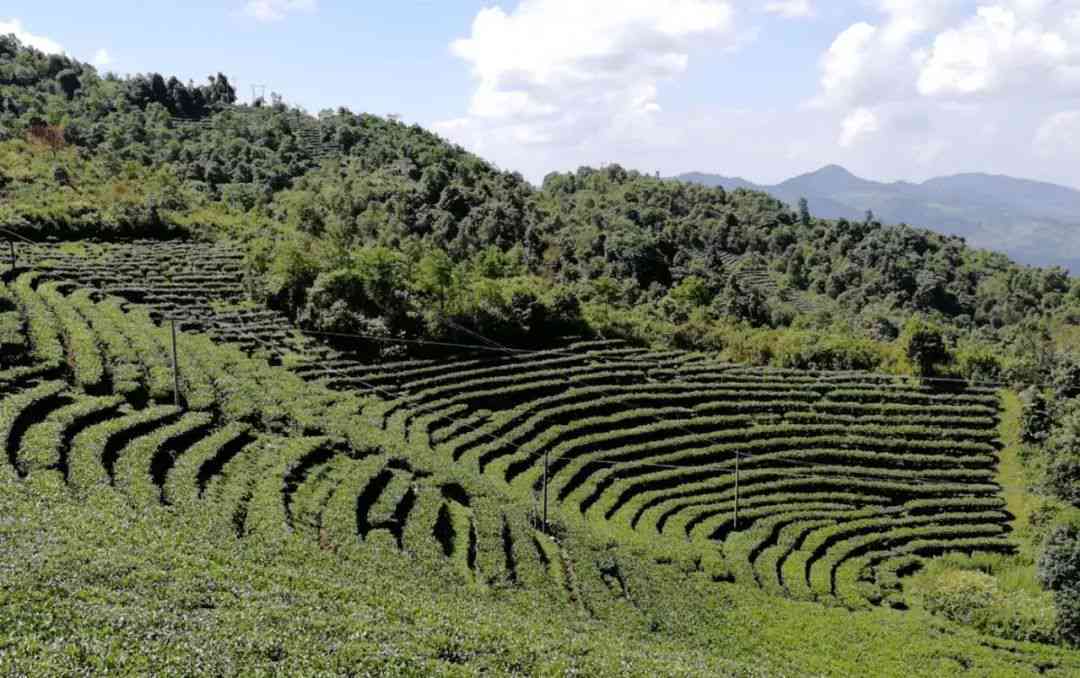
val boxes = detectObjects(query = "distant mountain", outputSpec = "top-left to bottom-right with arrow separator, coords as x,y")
677,166 -> 1080,273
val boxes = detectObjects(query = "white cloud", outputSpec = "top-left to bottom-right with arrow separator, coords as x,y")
764,1 -> 814,19
812,2 -> 1080,171
243,0 -> 316,23
917,6 -> 1073,97
817,2 -> 1080,105
0,18 -> 63,54
1034,110 -> 1080,158
436,0 -> 737,161
426,0 -> 1080,192
818,22 -> 878,106
92,48 -> 112,68
839,107 -> 880,147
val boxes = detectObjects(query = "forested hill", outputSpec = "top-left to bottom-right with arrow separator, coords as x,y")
4,34 -> 1080,383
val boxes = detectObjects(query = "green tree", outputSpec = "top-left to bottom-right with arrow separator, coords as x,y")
55,68 -> 81,99
1020,387 -> 1052,444
900,318 -> 950,377
1038,524 -> 1080,645
716,273 -> 769,328
668,275 -> 712,308
414,249 -> 454,310
797,197 -> 811,226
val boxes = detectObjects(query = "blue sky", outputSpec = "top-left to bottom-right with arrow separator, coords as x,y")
5,2 -> 1080,188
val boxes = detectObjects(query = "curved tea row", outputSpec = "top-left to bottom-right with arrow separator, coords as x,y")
0,274 -> 570,597
353,345 -> 1011,607
7,242 -> 1014,607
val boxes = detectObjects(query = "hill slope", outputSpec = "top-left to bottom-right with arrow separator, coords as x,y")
678,166 -> 1080,272
3,246 -> 1078,674
5,33 -> 1080,673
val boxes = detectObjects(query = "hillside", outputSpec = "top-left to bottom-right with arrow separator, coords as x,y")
678,166 -> 1080,273
4,243 -> 1080,675
5,33 -> 1080,674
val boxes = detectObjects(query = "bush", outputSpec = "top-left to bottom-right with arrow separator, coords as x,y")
772,331 -> 886,372
921,570 -> 999,625
919,569 -> 1057,644
956,343 -> 1002,382
1043,400 -> 1080,506
1048,454 -> 1080,507
1020,387 -> 1051,444
1053,354 -> 1080,401
438,275 -> 583,348
1037,523 -> 1080,645
899,318 -> 951,377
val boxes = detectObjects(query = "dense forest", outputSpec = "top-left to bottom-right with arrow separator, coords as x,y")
3,32 -> 1079,381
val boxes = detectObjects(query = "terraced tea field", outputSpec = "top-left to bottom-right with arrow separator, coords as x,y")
355,348 -> 1010,607
5,241 -> 1013,610
0,270 -> 565,597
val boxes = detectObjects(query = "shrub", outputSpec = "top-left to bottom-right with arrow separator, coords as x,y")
1037,523 -> 1080,645
1043,400 -> 1080,506
956,343 -> 1003,382
919,569 -> 1057,643
899,318 -> 950,377
1020,387 -> 1051,444
1048,453 -> 1080,507
1053,354 -> 1080,401
772,331 -> 886,372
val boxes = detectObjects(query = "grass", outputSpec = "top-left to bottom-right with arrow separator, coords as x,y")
3,263 -> 1080,674
4,477 -> 1080,676
998,390 -> 1042,550
903,390 -> 1057,643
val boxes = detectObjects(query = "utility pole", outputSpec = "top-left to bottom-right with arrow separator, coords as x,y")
733,450 -> 740,531
170,319 -> 181,409
542,449 -> 549,535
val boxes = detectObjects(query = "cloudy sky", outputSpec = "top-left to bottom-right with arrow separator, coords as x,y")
5,1 -> 1080,187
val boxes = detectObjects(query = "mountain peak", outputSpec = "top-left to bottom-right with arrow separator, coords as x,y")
778,163 -> 875,194
813,164 -> 854,177
679,165 -> 1080,271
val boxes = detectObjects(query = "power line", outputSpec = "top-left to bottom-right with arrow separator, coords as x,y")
2,236 -> 1024,508
293,325 -> 1013,390
0,230 -> 1041,390
1,226 -> 38,246
223,308 -> 989,512
369,307 -> 998,495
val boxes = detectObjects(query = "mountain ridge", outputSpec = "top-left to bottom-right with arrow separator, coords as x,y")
678,166 -> 1080,272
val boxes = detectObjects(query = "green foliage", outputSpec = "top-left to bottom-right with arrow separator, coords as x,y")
917,568 -> 1057,644
771,331 -> 889,371
1043,401 -> 1080,507
1038,524 -> 1080,645
299,253 -> 407,338
1054,354 -> 1080,401
900,318 -> 950,377
1022,387 -> 1052,444
4,35 -> 1080,369
955,342 -> 1003,382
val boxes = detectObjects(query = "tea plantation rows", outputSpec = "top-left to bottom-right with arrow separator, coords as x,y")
4,242 -> 1014,610
0,270 -> 574,599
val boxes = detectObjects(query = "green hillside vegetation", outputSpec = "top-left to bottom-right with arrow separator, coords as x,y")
3,253 -> 1080,675
678,165 -> 1080,273
6,35 -> 1080,377
5,33 -> 1080,674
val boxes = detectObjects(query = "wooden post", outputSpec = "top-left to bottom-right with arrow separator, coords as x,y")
170,319 -> 181,409
733,451 -> 740,531
540,446 -> 548,537
8,240 -> 14,272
